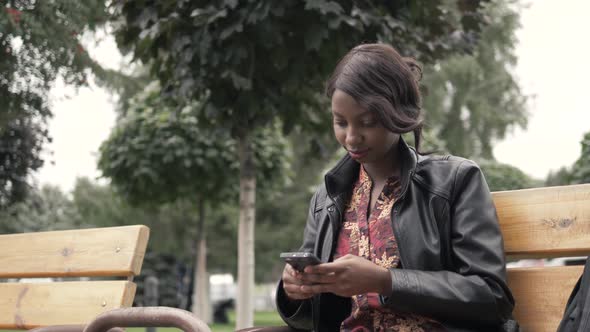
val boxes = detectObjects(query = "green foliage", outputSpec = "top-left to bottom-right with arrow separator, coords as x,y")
206,203 -> 239,275
111,0 -> 491,136
0,118 -> 45,208
543,132 -> 590,186
98,82 -> 291,205
545,167 -> 573,187
99,82 -> 236,204
570,132 -> 590,184
477,159 -> 540,191
134,251 -> 189,308
422,0 -> 527,159
253,129 -> 340,282
70,177 -> 240,270
0,0 -> 109,207
0,184 -> 82,233
74,177 -> 230,274
71,177 -> 145,226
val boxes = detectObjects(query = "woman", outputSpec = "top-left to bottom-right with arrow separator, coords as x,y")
275,43 -> 516,331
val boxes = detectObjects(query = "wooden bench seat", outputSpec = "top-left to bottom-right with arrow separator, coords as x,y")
0,225 -> 149,329
493,183 -> 590,332
0,225 -> 211,332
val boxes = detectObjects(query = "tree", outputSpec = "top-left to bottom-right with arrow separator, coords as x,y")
110,1 -> 492,326
545,167 -> 573,187
570,132 -> 590,184
0,184 -> 82,233
98,81 -> 289,321
0,1 -> 112,208
0,119 -> 45,208
422,0 -> 527,159
477,159 -> 540,192
542,131 -> 590,186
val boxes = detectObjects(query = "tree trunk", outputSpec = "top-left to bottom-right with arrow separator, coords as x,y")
192,199 -> 210,323
236,133 -> 256,329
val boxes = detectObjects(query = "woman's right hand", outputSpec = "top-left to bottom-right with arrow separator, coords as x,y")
282,263 -> 315,300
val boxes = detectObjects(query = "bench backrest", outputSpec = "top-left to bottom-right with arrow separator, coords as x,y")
0,225 -> 149,329
492,184 -> 590,332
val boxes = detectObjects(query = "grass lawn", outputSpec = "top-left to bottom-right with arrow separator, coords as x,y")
207,310 -> 285,332
0,310 -> 284,332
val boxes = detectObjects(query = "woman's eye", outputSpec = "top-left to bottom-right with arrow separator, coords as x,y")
362,121 -> 377,127
334,120 -> 347,127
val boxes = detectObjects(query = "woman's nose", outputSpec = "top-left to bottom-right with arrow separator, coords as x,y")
345,127 -> 362,146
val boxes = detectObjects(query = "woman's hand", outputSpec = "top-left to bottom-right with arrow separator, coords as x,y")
298,254 -> 392,298
282,263 -> 315,300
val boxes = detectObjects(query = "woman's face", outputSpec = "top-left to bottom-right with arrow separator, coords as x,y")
331,89 -> 399,164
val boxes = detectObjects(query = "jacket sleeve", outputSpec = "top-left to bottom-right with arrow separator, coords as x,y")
382,160 -> 515,327
275,186 -> 324,331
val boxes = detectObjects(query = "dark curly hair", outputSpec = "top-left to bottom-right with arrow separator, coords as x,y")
326,43 -> 424,153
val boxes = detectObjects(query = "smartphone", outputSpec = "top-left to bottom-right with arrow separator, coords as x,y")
280,252 -> 321,272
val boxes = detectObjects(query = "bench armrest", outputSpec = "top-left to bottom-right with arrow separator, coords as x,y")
29,326 -> 124,332
82,307 -> 211,332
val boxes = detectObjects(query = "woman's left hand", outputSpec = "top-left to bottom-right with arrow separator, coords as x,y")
298,254 -> 392,297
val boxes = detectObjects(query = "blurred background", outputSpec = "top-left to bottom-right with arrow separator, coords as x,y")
1,0 -> 589,330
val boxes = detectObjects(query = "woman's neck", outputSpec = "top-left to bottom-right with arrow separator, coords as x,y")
362,145 -> 401,183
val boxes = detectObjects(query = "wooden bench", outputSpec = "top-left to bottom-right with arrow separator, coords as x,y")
0,225 -> 210,332
6,183 -> 585,332
493,183 -> 590,332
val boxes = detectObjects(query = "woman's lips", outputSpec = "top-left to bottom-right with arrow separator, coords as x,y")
348,149 -> 369,159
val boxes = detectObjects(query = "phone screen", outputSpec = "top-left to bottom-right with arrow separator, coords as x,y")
280,252 -> 321,272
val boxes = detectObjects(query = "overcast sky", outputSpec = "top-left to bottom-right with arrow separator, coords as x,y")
35,0 -> 590,192
493,0 -> 590,179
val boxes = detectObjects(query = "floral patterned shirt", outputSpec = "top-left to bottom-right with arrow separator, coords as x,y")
334,166 -> 446,332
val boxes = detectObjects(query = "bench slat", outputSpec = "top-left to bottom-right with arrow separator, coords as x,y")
508,265 -> 582,332
0,225 -> 149,278
493,184 -> 590,257
0,280 -> 136,329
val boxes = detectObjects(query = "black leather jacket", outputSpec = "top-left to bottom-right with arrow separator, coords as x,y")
276,139 -> 516,331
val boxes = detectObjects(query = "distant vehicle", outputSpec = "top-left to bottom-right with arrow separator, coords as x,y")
506,257 -> 587,269
547,256 -> 587,266
209,274 -> 236,324
209,273 -> 236,306
17,278 -> 54,283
